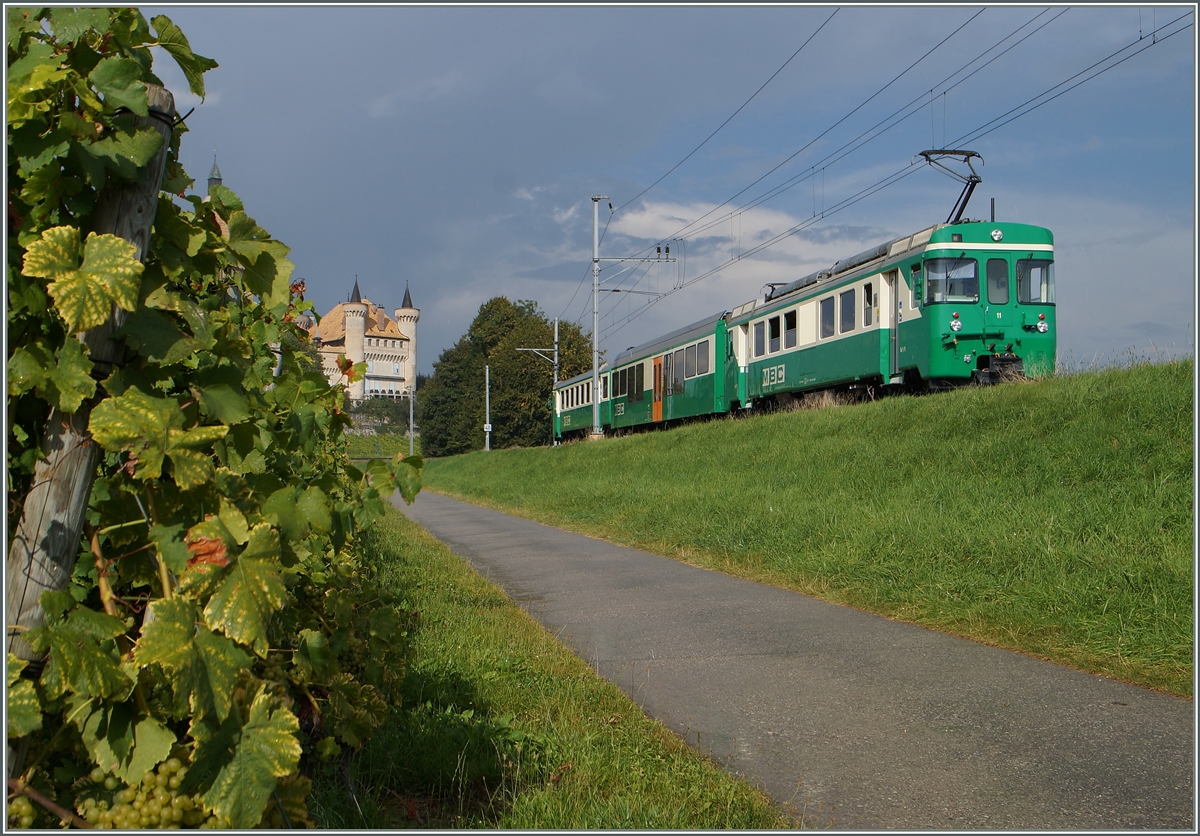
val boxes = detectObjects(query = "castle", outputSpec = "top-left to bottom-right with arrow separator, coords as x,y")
302,280 -> 419,404
206,155 -> 417,405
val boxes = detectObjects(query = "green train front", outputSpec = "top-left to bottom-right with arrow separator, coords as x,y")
734,220 -> 1056,401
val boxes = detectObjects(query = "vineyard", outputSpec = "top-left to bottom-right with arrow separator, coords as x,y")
6,9 -> 421,828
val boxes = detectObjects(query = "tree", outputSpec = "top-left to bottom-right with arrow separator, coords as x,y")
418,298 -> 590,455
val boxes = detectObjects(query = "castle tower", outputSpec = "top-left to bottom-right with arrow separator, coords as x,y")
207,153 -> 222,194
394,283 -> 420,395
343,279 -> 368,402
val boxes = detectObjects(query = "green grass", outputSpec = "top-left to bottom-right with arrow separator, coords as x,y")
309,510 -> 796,829
423,360 -> 1194,697
345,432 -> 420,460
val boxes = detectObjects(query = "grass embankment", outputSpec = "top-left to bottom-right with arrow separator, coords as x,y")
346,432 -> 420,460
309,510 -> 794,829
423,360 -> 1194,697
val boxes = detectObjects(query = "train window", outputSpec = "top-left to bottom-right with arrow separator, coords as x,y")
685,344 -> 697,377
840,289 -> 856,333
820,297 -> 835,338
768,316 -> 781,353
602,376 -> 608,400
987,259 -> 1009,305
632,362 -> 644,402
925,257 -> 978,303
910,264 -> 922,308
1016,259 -> 1055,304
784,311 -> 797,348
673,349 -> 685,393
863,283 -> 873,327
754,321 -> 766,356
697,340 -> 710,375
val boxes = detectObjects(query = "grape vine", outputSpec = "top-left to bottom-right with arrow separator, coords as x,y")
6,8 -> 421,828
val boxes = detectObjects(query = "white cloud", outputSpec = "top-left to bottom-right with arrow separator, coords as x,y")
367,70 -> 470,118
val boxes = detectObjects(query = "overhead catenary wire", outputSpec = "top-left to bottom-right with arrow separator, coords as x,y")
614,8 -> 840,217
598,10 -> 1192,341
604,6 -> 1042,311
621,7 -> 989,262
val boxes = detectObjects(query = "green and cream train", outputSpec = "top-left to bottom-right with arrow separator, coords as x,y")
555,218 -> 1055,439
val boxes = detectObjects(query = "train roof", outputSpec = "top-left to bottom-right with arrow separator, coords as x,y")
612,310 -> 728,367
555,366 -> 607,390
730,219 -> 1053,322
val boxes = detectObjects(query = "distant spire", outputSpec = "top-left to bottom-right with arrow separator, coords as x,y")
401,282 -> 413,309
349,278 -> 362,304
207,152 -> 222,193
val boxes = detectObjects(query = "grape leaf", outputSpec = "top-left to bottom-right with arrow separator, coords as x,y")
48,337 -> 97,412
135,597 -> 248,722
201,687 -> 301,829
268,773 -> 313,829
21,224 -> 82,281
118,716 -> 176,784
38,608 -> 132,701
7,654 -> 42,737
23,227 -> 145,333
148,522 -> 191,575
7,344 -> 50,397
293,629 -> 335,682
90,387 -> 182,479
79,125 -> 165,181
88,56 -> 148,115
168,447 -> 215,491
48,7 -> 111,42
203,525 -> 286,656
150,15 -> 217,99
263,487 -> 306,541
296,487 -> 332,534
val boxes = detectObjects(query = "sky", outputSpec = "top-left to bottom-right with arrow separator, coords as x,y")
144,5 -> 1196,376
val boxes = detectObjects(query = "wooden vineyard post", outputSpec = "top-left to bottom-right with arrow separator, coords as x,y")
6,86 -> 176,672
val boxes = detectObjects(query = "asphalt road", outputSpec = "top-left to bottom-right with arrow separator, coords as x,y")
395,491 -> 1194,830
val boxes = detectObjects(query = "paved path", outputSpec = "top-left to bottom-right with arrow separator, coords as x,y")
396,491 -> 1194,830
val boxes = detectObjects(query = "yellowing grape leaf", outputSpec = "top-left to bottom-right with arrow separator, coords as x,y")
39,609 -> 132,701
23,228 -> 144,333
203,525 -> 286,657
7,654 -> 42,737
135,597 -> 249,722
201,687 -> 301,829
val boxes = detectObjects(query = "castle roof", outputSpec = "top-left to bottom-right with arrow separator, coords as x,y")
401,283 -> 413,309
308,298 -> 408,344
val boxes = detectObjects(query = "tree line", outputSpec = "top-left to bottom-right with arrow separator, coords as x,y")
417,298 -> 592,456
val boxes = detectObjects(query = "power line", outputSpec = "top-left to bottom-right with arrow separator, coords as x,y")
616,8 -> 839,216
608,6 -> 1036,303
600,11 -> 1192,340
629,7 -> 987,258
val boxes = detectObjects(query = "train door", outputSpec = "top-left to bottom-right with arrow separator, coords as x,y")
885,269 -> 900,380
652,355 -> 663,422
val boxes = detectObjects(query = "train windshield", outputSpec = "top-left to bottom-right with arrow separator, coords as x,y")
925,257 -> 978,303
1017,259 -> 1055,304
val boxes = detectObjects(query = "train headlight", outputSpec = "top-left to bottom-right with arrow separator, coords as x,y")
1036,313 -> 1049,333
991,229 -> 1003,242
950,312 -> 962,332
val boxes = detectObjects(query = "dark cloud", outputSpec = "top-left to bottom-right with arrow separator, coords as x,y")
147,6 -> 1194,373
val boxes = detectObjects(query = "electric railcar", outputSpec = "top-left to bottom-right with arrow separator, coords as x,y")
555,217 -> 1055,439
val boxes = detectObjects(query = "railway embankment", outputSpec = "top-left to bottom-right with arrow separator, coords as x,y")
423,359 -> 1194,696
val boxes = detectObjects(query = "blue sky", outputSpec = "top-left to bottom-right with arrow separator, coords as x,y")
146,5 -> 1196,375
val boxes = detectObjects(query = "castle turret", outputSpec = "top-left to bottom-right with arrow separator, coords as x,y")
207,153 -> 223,194
343,279 -> 367,402
394,283 -> 420,394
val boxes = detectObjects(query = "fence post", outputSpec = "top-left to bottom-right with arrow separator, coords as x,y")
6,86 -> 176,668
